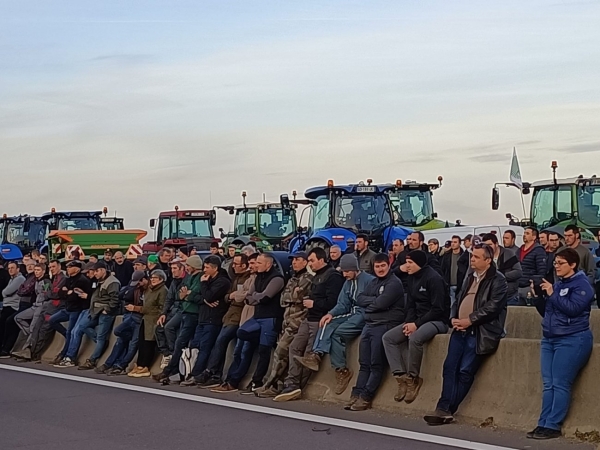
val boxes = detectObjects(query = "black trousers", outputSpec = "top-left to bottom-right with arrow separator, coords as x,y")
136,321 -> 157,368
1,303 -> 27,353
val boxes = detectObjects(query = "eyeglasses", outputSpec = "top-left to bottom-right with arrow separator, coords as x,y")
553,260 -> 568,267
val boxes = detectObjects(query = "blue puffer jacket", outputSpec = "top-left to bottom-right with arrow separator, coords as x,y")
535,271 -> 594,338
518,244 -> 547,288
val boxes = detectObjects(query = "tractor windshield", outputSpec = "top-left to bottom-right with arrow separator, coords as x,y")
235,210 -> 257,236
388,190 -> 434,227
0,221 -> 5,242
531,185 -> 574,229
333,194 -> 391,232
6,222 -> 46,245
578,184 -> 600,227
259,208 -> 294,238
58,217 -> 100,231
169,217 -> 213,238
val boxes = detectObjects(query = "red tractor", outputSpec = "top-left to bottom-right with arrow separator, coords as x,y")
142,207 -> 219,253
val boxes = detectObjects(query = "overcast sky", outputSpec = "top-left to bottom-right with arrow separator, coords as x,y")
1,1 -> 599,235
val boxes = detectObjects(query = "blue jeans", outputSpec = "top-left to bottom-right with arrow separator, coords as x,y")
240,318 -> 278,385
351,323 -> 393,401
164,313 -> 198,376
190,323 -> 222,379
437,329 -> 484,414
67,313 -> 115,362
206,325 -> 239,377
50,310 -> 83,357
104,313 -> 142,369
538,330 -> 593,431
312,314 -> 364,369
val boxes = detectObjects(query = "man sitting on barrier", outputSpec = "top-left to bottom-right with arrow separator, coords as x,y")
346,253 -> 405,412
383,250 -> 449,405
294,254 -> 373,397
424,243 -> 508,426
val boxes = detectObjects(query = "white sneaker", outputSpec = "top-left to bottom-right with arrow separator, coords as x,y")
54,357 -> 75,368
160,355 -> 172,370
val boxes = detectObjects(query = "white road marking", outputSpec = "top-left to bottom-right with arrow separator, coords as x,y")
0,364 -> 518,450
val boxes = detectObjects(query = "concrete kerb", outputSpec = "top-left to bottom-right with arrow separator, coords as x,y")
39,308 -> 600,436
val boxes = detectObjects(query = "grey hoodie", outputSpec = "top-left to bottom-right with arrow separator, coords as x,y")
1,274 -> 26,310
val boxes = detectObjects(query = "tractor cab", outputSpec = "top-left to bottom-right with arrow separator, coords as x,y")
100,217 -> 125,231
0,214 -> 47,255
386,177 -> 448,230
42,208 -> 104,232
216,192 -> 297,251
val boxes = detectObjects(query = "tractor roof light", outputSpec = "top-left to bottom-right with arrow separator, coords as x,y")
551,161 -> 558,169
174,205 -> 179,211
396,179 -> 402,187
103,206 -> 108,214
2,214 -> 6,219
51,207 -> 56,213
327,179 -> 334,188
242,191 -> 247,198
366,178 -> 373,185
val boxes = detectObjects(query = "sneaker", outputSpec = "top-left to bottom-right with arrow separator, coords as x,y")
240,382 -> 263,395
334,368 -> 353,395
254,386 -> 280,398
273,387 -> 302,402
394,374 -> 408,402
127,366 -> 142,377
107,367 -> 126,376
54,358 -> 76,368
344,395 -> 359,410
78,359 -> 96,370
210,383 -> 239,394
130,367 -> 151,378
404,376 -> 424,404
95,364 -> 110,374
533,428 -> 561,440
350,397 -> 372,411
152,371 -> 169,383
197,375 -> 222,389
180,377 -> 197,387
526,426 -> 545,439
0,352 -> 11,359
424,409 -> 454,426
294,353 -> 321,372
160,355 -> 171,370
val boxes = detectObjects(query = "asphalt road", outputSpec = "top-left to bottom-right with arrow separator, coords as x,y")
0,362 -> 594,450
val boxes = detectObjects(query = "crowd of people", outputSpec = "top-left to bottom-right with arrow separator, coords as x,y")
0,227 -> 598,441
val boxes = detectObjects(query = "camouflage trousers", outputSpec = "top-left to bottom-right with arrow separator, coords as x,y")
263,304 -> 307,389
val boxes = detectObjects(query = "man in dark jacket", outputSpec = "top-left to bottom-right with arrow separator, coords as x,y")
181,256 -> 231,386
113,251 -> 135,287
424,244 -> 508,425
406,231 -> 442,276
383,250 -> 449,405
348,253 -> 405,412
482,233 -> 522,305
355,234 -> 377,274
517,227 -> 547,306
544,232 -> 563,284
274,248 -> 344,402
390,238 -> 409,291
441,236 -> 467,307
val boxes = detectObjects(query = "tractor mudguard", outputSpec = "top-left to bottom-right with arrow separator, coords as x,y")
383,226 -> 414,251
0,244 -> 24,261
306,228 -> 356,253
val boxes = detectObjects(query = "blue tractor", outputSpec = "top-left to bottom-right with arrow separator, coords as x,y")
0,214 -> 46,258
290,180 -> 414,253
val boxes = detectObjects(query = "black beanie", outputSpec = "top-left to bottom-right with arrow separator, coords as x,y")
406,250 -> 427,269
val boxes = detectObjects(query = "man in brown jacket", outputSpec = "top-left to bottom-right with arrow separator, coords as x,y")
194,254 -> 252,387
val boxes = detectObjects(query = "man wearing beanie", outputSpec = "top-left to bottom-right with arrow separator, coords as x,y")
348,253 -> 405,411
295,253 -> 374,397
383,249 -> 450,405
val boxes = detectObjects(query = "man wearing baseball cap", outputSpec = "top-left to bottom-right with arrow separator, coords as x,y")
295,254 -> 374,397
383,250 -> 449,405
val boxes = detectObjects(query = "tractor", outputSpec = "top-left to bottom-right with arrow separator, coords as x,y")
289,179 -> 414,253
216,192 -> 297,251
0,214 -> 47,256
143,207 -> 219,254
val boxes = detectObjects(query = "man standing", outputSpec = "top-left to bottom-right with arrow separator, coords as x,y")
424,245 -> 508,425
157,249 -> 173,287
133,256 -> 148,273
503,230 -> 518,252
383,250 -> 449,404
255,252 -> 313,398
355,234 -> 377,274
544,232 -> 563,284
406,232 -> 442,275
517,227 -> 547,306
539,231 -> 549,251
441,236 -> 466,308
390,239 -> 408,291
113,251 -> 135,287
562,225 -> 595,285
329,245 -> 342,271
273,248 -> 344,402
481,234 -> 522,306
348,253 -> 405,411
103,249 -> 115,274
294,254 -> 373,396
155,259 -> 188,369
427,239 -> 442,262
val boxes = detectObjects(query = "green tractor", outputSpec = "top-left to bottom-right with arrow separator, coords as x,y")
216,192 -> 297,251
493,161 -> 600,246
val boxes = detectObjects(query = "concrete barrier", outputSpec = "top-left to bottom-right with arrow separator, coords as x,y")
38,309 -> 600,436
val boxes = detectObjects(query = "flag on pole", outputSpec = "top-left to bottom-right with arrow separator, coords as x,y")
509,148 -> 523,189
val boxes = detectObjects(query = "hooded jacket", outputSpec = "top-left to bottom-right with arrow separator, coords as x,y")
391,250 -> 409,291
181,271 -> 202,315
223,271 -> 252,326
63,272 -> 94,312
1,273 -> 26,310
90,275 -> 121,318
329,271 -> 374,317
454,265 -> 508,355
518,243 -> 547,288
198,269 -> 232,325
405,265 -> 450,327
306,265 -> 344,322
356,271 -> 405,326
534,270 -> 594,339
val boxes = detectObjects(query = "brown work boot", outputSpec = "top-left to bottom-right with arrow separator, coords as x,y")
350,397 -> 372,412
294,352 -> 321,372
404,376 -> 424,404
343,395 -> 359,410
394,374 -> 408,402
334,368 -> 353,395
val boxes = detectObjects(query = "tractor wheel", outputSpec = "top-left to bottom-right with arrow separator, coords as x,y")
305,240 -> 330,256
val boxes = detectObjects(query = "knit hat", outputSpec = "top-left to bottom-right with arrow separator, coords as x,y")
339,254 -> 360,271
186,255 -> 203,271
148,255 -> 159,265
406,250 -> 427,269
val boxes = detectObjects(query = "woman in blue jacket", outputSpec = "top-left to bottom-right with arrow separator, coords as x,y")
529,247 -> 595,440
